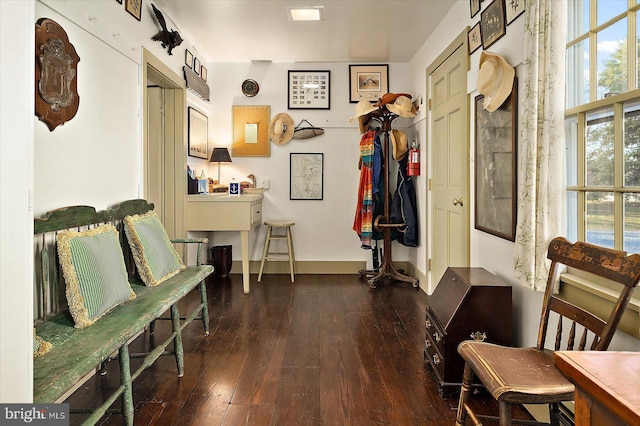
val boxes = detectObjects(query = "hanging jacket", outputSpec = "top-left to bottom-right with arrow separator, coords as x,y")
391,156 -> 418,247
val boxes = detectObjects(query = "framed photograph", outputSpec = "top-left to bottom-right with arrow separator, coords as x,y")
288,70 -> 330,109
193,57 -> 201,75
125,0 -> 142,21
185,49 -> 193,69
470,0 -> 481,18
481,0 -> 506,49
468,22 -> 482,54
232,105 -> 270,157
188,107 -> 208,159
505,0 -> 525,25
349,64 -> 389,103
200,65 -> 207,82
474,78 -> 517,241
290,153 -> 324,200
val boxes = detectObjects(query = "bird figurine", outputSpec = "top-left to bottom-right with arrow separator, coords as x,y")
151,4 -> 183,55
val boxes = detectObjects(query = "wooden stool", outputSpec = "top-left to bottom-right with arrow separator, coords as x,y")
258,220 -> 296,282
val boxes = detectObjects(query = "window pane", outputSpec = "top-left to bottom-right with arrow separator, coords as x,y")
567,0 -> 590,41
597,18 -> 628,99
597,0 -> 626,27
624,99 -> 640,187
567,191 -> 578,242
637,12 -> 640,90
566,116 -> 579,186
624,193 -> 640,253
586,107 -> 614,186
586,191 -> 614,248
567,39 -> 590,108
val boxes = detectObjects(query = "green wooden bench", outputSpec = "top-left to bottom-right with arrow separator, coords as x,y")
33,199 -> 214,425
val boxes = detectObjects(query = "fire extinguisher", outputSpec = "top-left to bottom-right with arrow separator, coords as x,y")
407,142 -> 420,176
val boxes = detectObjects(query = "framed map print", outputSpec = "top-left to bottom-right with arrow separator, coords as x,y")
290,153 -> 324,200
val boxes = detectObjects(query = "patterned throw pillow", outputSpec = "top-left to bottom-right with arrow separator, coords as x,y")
33,329 -> 52,357
57,224 -> 136,328
124,211 -> 185,287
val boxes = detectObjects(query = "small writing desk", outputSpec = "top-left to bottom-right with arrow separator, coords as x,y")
554,351 -> 640,426
185,194 -> 263,293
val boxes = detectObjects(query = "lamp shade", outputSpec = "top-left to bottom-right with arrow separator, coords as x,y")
210,147 -> 232,163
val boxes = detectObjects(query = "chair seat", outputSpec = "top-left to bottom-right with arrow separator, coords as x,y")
458,341 -> 575,404
264,220 -> 295,227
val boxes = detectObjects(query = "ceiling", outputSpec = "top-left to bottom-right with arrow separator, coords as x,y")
153,0 -> 457,63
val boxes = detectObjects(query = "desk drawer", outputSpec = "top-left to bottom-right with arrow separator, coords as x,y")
251,203 -> 262,226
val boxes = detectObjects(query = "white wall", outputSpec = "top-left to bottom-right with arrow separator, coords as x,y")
1,0 -> 35,403
188,61 -> 415,265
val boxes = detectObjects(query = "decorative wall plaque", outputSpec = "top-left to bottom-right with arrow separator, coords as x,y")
35,18 -> 80,131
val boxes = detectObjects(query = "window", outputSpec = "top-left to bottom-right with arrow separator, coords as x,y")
565,1 -> 640,338
566,0 -> 640,253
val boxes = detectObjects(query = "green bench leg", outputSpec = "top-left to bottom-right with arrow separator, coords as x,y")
200,279 -> 210,335
171,304 -> 184,377
119,344 -> 134,426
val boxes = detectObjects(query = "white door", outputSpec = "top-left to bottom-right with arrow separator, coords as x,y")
430,36 -> 470,284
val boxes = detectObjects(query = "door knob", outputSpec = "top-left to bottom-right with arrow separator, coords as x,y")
453,197 -> 464,206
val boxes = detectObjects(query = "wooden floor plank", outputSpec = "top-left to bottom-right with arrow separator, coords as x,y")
61,273 -> 529,425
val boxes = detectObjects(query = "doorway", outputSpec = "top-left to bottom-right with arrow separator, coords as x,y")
427,30 -> 471,285
142,49 -> 186,239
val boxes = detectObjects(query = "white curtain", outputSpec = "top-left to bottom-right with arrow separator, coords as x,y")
513,0 -> 567,291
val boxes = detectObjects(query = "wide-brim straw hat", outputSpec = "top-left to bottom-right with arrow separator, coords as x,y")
386,95 -> 417,118
477,51 -> 515,112
269,112 -> 294,145
349,100 -> 378,122
391,129 -> 408,161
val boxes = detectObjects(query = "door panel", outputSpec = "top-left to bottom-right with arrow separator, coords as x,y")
430,40 -> 470,285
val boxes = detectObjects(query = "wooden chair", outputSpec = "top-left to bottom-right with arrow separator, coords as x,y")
455,237 -> 640,426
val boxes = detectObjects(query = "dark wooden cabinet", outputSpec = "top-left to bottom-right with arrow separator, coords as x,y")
424,267 -> 513,397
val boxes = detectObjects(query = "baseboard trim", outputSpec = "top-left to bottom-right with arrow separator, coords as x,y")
228,260 -> 418,275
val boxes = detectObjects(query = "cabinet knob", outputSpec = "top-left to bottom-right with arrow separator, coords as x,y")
433,354 -> 441,365
425,339 -> 432,348
433,332 -> 442,343
425,319 -> 432,328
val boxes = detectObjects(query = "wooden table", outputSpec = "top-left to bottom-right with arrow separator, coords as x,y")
554,351 -> 640,426
185,194 -> 263,293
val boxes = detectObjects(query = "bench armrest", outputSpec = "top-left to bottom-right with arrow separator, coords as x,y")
171,238 -> 209,266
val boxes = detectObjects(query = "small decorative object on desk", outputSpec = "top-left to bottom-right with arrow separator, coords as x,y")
229,179 -> 240,196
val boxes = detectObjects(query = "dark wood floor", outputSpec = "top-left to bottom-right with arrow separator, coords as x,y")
66,273 -> 511,425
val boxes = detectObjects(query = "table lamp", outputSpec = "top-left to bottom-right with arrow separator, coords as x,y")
210,147 -> 232,184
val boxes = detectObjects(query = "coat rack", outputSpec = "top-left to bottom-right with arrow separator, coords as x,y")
359,105 -> 419,289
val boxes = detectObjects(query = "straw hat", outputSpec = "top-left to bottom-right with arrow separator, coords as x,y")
391,129 -> 408,161
477,51 -> 515,112
349,100 -> 377,122
386,96 -> 417,118
269,112 -> 294,145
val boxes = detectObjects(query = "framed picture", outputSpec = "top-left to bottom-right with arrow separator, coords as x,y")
185,49 -> 193,69
468,22 -> 482,54
125,0 -> 142,21
349,64 -> 389,103
290,153 -> 324,200
288,70 -> 330,109
474,79 -> 517,241
201,65 -> 207,82
188,107 -> 208,159
505,0 -> 525,25
193,57 -> 200,75
481,0 -> 506,49
470,0 -> 481,18
232,105 -> 270,157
